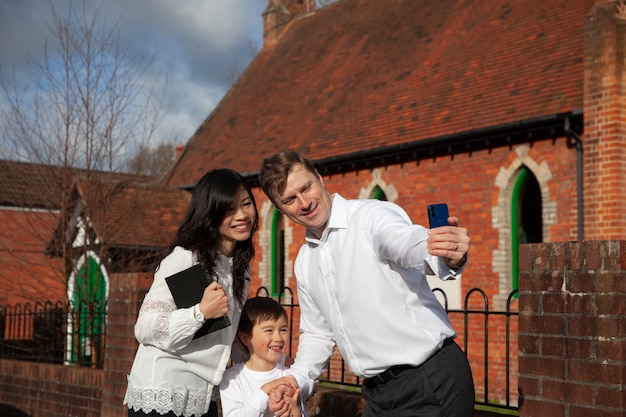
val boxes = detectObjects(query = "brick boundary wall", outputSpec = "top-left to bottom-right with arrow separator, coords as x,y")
0,272 -> 151,417
0,359 -> 103,417
101,272 -> 151,417
518,241 -> 626,417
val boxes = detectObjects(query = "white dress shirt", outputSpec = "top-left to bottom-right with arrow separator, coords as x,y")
290,194 -> 464,392
124,246 -> 249,417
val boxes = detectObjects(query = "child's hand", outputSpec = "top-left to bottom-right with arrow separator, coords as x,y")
285,387 -> 302,417
266,377 -> 299,417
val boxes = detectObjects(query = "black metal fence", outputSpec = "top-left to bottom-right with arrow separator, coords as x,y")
259,286 -> 520,412
0,300 -> 107,368
0,287 -> 519,411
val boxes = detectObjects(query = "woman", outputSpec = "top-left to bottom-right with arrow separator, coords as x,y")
124,169 -> 259,417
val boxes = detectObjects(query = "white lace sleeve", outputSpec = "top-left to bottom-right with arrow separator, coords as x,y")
133,248 -> 203,351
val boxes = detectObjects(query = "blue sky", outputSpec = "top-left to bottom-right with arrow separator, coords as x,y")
0,0 -> 267,148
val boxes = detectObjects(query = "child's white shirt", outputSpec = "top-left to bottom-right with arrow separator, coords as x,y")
219,362 -> 307,417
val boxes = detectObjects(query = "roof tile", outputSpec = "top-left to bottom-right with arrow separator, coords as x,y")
167,0 -> 594,187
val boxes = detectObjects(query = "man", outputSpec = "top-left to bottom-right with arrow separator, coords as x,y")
259,149 -> 475,417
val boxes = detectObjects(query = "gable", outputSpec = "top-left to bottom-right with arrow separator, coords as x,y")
87,185 -> 191,249
55,180 -> 191,252
167,0 -> 594,188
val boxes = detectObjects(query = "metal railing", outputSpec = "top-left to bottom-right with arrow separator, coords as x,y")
0,300 -> 107,368
0,287 -> 519,411
258,286 -> 520,412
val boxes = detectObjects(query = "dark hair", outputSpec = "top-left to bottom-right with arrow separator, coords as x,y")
170,169 -> 258,307
259,149 -> 317,206
238,297 -> 288,336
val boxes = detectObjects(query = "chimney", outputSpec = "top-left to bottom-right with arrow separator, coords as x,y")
262,0 -> 315,48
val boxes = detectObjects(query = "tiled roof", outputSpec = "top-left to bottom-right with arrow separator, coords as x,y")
0,159 -> 155,209
0,161 -> 65,209
167,0 -> 594,187
74,180 -> 190,249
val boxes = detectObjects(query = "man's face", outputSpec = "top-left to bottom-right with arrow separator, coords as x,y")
274,163 -> 332,238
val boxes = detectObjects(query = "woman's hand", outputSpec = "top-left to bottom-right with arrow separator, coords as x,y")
198,281 -> 229,318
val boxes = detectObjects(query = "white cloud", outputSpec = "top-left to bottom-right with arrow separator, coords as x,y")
0,0 -> 266,150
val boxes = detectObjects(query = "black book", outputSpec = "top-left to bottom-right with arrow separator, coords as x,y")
165,263 -> 231,339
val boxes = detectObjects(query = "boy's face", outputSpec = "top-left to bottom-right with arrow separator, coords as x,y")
241,316 -> 289,371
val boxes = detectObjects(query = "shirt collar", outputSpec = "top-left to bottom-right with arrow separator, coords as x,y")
305,193 -> 348,243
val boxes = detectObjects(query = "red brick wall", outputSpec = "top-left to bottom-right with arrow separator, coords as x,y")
0,359 -> 103,417
101,272 -> 151,417
583,2 -> 626,240
518,241 -> 626,416
251,136 -> 579,305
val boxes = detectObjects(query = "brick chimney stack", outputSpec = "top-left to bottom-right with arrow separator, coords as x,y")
262,0 -> 315,48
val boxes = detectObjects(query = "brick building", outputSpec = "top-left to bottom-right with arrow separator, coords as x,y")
0,161 -> 189,306
168,0 -> 625,307
1,0 -> 625,415
163,0 -> 625,407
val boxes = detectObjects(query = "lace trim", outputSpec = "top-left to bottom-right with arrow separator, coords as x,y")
139,298 -> 176,346
124,381 -> 210,417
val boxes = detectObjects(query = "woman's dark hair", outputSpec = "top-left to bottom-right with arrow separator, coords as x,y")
170,169 -> 258,307
238,297 -> 287,336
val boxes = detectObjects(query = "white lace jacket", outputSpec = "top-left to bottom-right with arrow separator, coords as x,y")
124,247 -> 249,417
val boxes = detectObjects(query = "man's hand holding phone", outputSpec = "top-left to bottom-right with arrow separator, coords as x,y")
426,203 -> 469,269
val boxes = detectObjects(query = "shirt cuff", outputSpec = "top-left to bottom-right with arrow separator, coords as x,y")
188,305 -> 204,329
439,254 -> 467,280
291,372 -> 315,399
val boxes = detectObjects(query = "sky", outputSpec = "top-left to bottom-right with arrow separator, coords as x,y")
0,0 -> 268,149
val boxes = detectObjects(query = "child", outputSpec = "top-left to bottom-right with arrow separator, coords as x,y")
219,297 -> 305,417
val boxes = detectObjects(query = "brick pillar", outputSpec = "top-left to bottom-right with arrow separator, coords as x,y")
583,2 -> 626,239
518,241 -> 626,417
101,272 -> 151,417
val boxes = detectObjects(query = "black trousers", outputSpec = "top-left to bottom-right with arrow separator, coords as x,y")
361,341 -> 475,417
128,401 -> 218,417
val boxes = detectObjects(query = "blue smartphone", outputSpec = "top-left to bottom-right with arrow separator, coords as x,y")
427,203 -> 449,228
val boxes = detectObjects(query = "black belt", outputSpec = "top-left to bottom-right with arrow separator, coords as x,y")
362,338 -> 455,389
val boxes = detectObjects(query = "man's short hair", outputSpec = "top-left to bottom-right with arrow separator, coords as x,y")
259,149 -> 316,205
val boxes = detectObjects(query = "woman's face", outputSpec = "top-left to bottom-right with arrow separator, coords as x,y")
218,186 -> 256,257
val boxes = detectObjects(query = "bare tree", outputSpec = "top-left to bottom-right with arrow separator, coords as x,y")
127,141 -> 178,177
0,2 -> 165,168
0,2 -> 168,367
